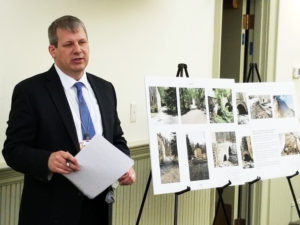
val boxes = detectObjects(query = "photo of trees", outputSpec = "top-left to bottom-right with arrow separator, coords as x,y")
240,136 -> 254,169
236,92 -> 249,125
208,88 -> 234,123
157,132 -> 180,184
249,95 -> 272,119
273,95 -> 295,118
179,88 -> 207,124
149,86 -> 178,124
185,132 -> 209,181
212,131 -> 238,167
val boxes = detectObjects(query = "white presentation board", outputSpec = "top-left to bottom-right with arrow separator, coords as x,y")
145,77 -> 300,195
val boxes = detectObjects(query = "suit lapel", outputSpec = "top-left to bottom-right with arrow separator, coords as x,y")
87,74 -> 108,138
45,66 -> 80,152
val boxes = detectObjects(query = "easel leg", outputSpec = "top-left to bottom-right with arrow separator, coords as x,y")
173,187 -> 190,225
136,172 -> 152,225
174,193 -> 179,225
212,196 -> 222,225
246,63 -> 253,82
176,63 -> 189,78
212,182 -> 231,225
218,188 -> 231,225
251,63 -> 255,82
247,183 -> 252,225
287,171 -> 300,218
247,177 -> 260,225
254,64 -> 262,82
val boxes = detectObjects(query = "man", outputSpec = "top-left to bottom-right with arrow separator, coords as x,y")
2,15 -> 135,225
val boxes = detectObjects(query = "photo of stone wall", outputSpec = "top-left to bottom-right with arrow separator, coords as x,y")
236,92 -> 249,125
157,132 -> 180,184
240,136 -> 254,169
212,131 -> 238,167
249,95 -> 272,119
280,132 -> 300,156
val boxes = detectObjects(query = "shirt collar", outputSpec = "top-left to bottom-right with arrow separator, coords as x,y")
55,64 -> 89,90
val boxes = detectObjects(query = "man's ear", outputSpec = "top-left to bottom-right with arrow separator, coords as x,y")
48,45 -> 56,59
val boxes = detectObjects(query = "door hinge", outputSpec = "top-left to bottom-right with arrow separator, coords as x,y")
243,14 -> 254,30
233,0 -> 238,9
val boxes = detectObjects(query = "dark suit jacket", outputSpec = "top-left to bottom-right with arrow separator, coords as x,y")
2,65 -> 130,225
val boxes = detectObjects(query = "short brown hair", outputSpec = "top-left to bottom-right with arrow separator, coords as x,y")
48,15 -> 88,47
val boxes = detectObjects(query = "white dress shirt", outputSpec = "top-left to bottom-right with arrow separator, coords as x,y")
55,64 -> 103,142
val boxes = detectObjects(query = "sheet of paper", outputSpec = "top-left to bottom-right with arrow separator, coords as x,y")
64,135 -> 134,199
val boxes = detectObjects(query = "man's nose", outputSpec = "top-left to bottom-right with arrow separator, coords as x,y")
73,43 -> 82,53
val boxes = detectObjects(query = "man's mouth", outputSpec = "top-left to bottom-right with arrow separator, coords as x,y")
72,58 -> 84,63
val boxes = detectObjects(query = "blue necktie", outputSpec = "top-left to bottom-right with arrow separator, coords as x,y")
74,82 -> 95,140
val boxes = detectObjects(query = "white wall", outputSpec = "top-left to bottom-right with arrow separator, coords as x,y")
264,1 -> 300,225
0,0 -> 215,164
276,0 -> 300,83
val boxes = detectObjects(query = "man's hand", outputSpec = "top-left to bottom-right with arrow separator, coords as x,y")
48,151 -> 80,174
119,167 -> 136,185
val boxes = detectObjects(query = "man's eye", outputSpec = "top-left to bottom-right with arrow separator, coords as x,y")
79,41 -> 87,45
63,43 -> 73,47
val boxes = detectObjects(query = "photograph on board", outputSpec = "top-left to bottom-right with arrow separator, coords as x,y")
273,95 -> 295,118
157,131 -> 180,184
279,132 -> 300,156
212,131 -> 238,167
149,86 -> 178,124
249,95 -> 272,119
240,136 -> 254,169
208,88 -> 234,123
179,88 -> 207,124
185,131 -> 209,181
236,92 -> 250,125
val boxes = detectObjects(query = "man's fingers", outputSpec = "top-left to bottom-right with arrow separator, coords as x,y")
64,153 -> 78,167
52,157 -> 73,174
48,151 -> 79,174
119,167 -> 136,185
55,166 -> 72,174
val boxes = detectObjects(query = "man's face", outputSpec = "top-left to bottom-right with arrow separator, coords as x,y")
49,27 -> 89,79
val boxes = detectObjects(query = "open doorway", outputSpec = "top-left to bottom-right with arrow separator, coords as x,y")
218,0 -> 269,224
220,0 -> 266,83
220,0 -> 245,82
